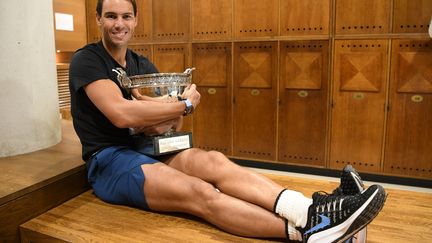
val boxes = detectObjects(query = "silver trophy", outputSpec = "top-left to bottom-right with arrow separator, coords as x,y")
113,67 -> 195,156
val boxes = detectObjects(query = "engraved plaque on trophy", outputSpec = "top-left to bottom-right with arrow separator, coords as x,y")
113,68 -> 195,156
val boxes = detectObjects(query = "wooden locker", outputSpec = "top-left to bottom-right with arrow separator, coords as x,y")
233,42 -> 278,161
280,0 -> 330,37
278,40 -> 329,167
393,0 -> 432,34
335,0 -> 390,35
86,0 -> 100,43
129,44 -> 152,61
153,44 -> 189,73
130,0 -> 152,43
152,0 -> 190,42
191,0 -> 232,41
153,44 -> 193,132
234,0 -> 279,38
384,39 -> 432,179
330,39 -> 389,173
192,43 -> 232,155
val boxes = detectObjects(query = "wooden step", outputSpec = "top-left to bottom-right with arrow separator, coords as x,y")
19,173 -> 432,243
0,120 -> 89,242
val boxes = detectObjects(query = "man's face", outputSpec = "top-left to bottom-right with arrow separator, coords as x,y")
97,0 -> 137,49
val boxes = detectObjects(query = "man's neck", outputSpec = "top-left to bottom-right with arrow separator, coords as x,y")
102,40 -> 128,68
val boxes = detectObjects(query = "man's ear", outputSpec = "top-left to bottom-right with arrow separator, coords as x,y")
96,13 -> 102,26
134,13 -> 138,27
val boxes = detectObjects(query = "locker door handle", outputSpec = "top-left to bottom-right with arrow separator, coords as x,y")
207,88 -> 217,95
298,90 -> 308,98
251,89 -> 260,96
411,95 -> 423,103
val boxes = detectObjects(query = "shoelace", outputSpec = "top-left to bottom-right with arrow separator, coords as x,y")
312,192 -> 347,226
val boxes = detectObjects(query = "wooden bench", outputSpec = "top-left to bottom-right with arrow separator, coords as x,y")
18,171 -> 432,243
20,173 -> 332,243
7,121 -> 432,242
0,120 -> 89,242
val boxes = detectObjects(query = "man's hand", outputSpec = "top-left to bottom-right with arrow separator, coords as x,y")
132,117 -> 183,136
181,84 -> 201,109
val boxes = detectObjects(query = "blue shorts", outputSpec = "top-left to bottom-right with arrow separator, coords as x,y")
86,146 -> 159,209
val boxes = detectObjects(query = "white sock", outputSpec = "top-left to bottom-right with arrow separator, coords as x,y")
274,189 -> 312,228
287,220 -> 303,241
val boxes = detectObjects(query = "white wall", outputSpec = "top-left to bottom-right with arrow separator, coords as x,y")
0,0 -> 61,157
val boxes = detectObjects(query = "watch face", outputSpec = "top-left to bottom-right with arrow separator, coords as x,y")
185,99 -> 192,107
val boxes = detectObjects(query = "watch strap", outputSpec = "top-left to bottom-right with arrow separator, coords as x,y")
182,99 -> 194,116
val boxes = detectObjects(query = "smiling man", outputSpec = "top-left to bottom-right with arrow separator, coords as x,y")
68,0 -> 386,242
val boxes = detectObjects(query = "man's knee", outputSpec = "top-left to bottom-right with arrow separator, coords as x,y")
190,180 -> 221,214
205,150 -> 238,169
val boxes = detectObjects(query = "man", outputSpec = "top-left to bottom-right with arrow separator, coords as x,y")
69,0 -> 386,242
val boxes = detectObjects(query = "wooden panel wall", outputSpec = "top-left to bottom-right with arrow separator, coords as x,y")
53,0 -> 87,52
84,0 -> 432,180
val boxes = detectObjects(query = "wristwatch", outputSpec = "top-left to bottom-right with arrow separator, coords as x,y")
182,99 -> 194,116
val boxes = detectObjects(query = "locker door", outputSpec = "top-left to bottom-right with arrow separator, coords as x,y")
278,40 -> 329,167
393,0 -> 432,34
153,44 -> 189,73
335,0 -> 390,35
330,39 -> 389,173
129,45 -> 152,61
234,0 -> 279,38
280,0 -> 330,37
192,43 -> 232,155
233,42 -> 278,161
191,0 -> 232,41
385,39 -> 432,179
152,0 -> 190,42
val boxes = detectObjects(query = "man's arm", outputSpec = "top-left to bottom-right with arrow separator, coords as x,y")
84,79 -> 200,129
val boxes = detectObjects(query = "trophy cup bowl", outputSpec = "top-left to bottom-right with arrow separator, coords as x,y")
112,67 -> 195,156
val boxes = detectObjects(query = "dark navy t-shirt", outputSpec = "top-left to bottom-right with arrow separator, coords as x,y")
69,41 -> 158,161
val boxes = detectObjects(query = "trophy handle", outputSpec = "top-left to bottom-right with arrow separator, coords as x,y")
112,68 -> 132,90
183,67 -> 196,75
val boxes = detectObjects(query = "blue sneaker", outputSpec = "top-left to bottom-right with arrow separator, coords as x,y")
300,184 -> 386,243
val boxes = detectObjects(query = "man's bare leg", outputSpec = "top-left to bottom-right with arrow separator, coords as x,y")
142,163 -> 286,238
163,148 -> 285,211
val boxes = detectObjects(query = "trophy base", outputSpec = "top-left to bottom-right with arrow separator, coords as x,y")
132,132 -> 193,156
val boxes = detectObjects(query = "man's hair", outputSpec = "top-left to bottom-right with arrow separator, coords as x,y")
96,0 -> 137,16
